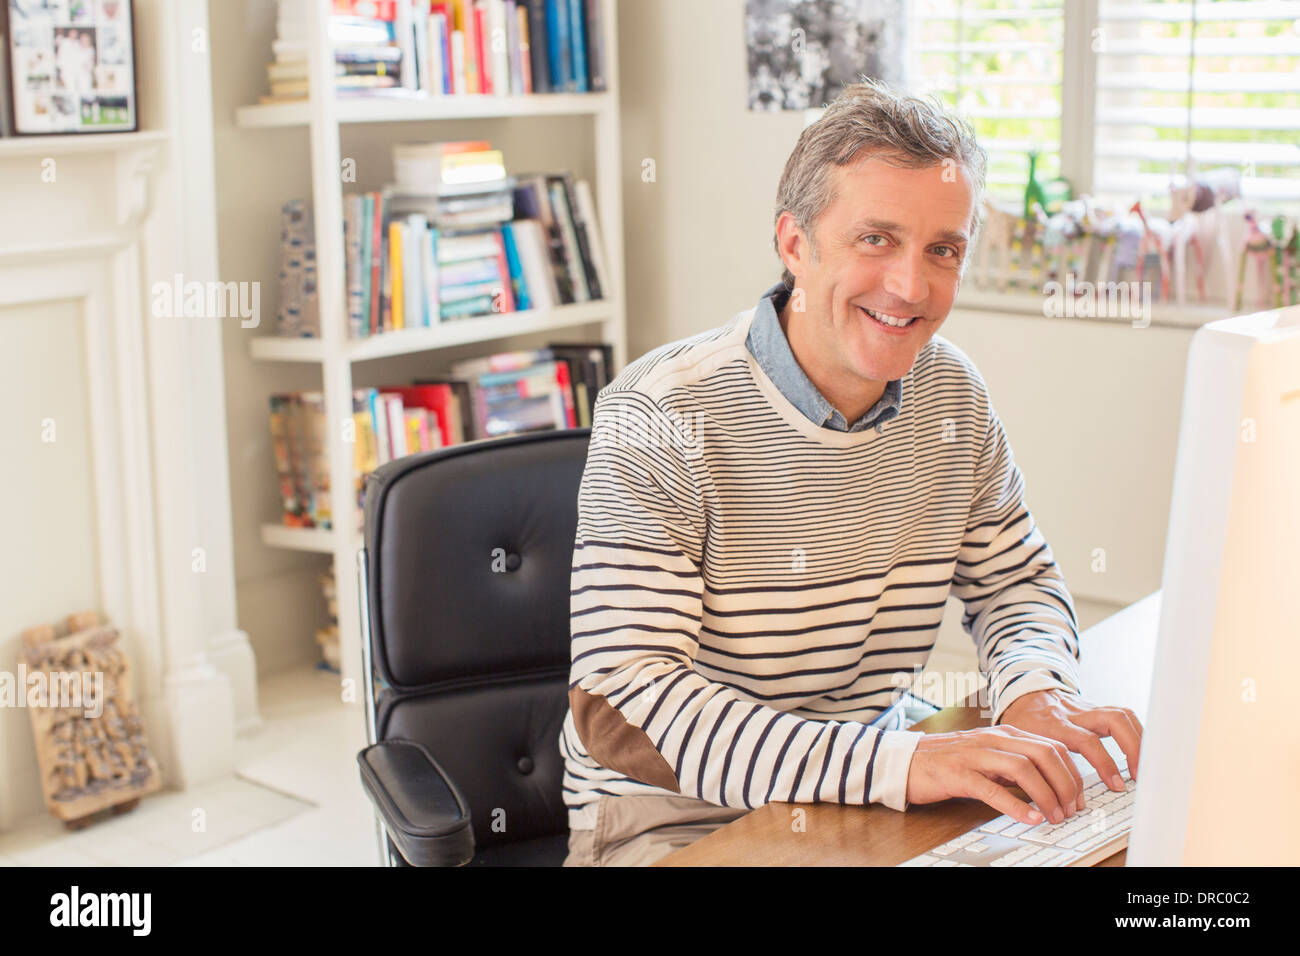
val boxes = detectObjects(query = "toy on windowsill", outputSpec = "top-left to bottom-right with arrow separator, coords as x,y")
1269,215 -> 1299,307
1128,201 -> 1174,301
1238,212 -> 1300,310
1166,164 -> 1241,308
974,199 -> 1021,292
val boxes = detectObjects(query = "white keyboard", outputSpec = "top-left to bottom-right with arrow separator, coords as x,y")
898,764 -> 1136,868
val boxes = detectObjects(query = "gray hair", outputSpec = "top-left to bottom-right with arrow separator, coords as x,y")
773,77 -> 988,288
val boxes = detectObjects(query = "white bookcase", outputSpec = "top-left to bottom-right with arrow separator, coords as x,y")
238,0 -> 626,693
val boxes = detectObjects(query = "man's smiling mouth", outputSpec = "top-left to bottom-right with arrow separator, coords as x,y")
858,305 -> 920,329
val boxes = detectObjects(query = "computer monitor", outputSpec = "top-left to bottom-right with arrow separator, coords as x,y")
1127,304 -> 1300,866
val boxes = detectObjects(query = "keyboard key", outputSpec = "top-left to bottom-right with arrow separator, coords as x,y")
1056,829 -> 1095,850
965,840 -> 990,854
932,843 -> 958,856
899,855 -> 940,867
1001,822 -> 1033,838
979,816 -> 1014,835
1074,830 -> 1129,855
934,859 -> 959,867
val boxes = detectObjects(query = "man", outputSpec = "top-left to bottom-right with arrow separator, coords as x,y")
561,79 -> 1142,867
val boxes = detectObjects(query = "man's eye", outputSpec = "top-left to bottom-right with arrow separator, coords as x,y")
933,246 -> 958,258
861,234 -> 887,246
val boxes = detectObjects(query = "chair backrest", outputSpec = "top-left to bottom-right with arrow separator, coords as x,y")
362,429 -> 590,851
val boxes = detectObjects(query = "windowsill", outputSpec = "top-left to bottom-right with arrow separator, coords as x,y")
952,288 -> 1235,331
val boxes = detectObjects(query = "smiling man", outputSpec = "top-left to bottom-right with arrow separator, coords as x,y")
560,79 -> 1142,867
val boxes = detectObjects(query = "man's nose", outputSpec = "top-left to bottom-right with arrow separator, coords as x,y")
881,251 -> 928,306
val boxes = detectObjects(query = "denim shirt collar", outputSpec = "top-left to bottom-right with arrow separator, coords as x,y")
745,282 -> 903,433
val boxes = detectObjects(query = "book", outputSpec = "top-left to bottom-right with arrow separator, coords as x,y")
514,175 -> 574,303
553,172 -> 601,299
526,0 -> 550,93
573,178 -> 608,299
277,200 -> 320,337
345,194 -> 365,336
510,219 -> 559,309
413,376 -> 476,442
500,221 -> 531,310
567,0 -> 587,93
547,176 -> 589,301
584,0 -> 605,92
388,220 -> 405,329
546,0 -> 572,92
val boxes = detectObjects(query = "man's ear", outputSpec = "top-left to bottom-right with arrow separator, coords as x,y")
775,210 -> 810,282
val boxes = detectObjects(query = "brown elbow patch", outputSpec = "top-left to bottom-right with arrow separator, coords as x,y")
569,687 -> 681,794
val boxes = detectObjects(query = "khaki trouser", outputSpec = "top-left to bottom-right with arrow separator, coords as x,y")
563,794 -> 750,867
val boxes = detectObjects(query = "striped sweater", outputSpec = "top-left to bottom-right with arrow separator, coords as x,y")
560,297 -> 1083,831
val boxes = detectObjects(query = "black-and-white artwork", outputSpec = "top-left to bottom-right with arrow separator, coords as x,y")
746,0 -> 906,111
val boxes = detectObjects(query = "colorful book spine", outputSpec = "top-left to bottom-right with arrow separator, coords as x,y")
489,229 -> 517,312
500,221 -> 531,310
388,220 -> 405,329
546,0 -> 570,92
527,0 -> 550,93
475,2 -> 490,93
359,193 -> 374,336
370,192 -> 385,334
567,0 -> 586,93
345,194 -> 365,336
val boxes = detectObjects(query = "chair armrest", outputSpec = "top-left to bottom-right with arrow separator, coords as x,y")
357,739 -> 475,867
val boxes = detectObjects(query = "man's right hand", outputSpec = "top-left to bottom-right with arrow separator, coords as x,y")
905,726 -> 1086,825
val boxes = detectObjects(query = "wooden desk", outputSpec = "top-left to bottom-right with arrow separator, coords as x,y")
656,592 -> 1162,867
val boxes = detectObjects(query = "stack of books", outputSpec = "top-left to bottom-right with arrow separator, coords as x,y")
267,343 -> 611,528
261,0 -> 606,104
263,0 -> 406,104
450,344 -> 610,438
332,139 -> 607,337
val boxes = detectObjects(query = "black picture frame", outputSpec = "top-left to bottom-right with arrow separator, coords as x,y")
1,0 -> 138,136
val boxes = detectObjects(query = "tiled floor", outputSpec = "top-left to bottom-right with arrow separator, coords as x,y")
0,665 -> 381,867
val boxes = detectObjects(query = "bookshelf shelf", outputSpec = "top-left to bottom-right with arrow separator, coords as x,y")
261,523 -> 336,553
236,92 -> 613,129
250,299 -> 613,363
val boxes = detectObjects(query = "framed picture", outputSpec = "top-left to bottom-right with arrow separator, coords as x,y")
2,0 -> 137,135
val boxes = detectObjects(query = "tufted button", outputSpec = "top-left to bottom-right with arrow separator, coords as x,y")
516,756 -> 534,775
505,552 -> 522,571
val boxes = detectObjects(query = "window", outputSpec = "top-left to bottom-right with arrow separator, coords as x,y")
908,0 -> 1067,205
1093,0 -> 1300,212
904,0 -> 1300,215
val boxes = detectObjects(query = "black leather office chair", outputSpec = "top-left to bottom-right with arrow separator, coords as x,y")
355,428 -> 590,866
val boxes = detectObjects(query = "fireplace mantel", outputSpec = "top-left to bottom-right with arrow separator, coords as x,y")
0,0 -> 256,831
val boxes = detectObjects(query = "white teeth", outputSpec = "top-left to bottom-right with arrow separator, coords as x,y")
864,307 -> 917,328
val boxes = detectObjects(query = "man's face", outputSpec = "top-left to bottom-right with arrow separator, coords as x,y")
782,157 -> 976,389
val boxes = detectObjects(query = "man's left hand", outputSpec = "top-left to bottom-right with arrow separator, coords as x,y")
998,690 -> 1142,796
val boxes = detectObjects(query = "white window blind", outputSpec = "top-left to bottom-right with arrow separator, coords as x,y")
907,0 -> 1067,204
1093,0 -> 1300,209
